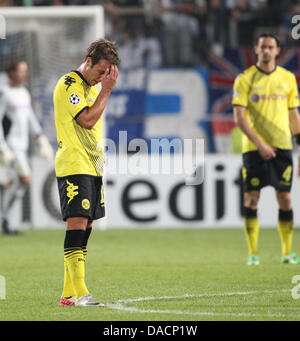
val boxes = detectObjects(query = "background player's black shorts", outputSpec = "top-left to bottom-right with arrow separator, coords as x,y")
242,149 -> 293,192
57,174 -> 105,221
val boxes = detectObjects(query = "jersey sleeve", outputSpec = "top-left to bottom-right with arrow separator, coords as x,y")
63,76 -> 89,120
287,73 -> 300,109
232,73 -> 250,108
21,88 -> 43,137
28,107 -> 43,137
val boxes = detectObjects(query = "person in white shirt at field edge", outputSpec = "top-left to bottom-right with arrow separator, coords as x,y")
0,61 -> 53,234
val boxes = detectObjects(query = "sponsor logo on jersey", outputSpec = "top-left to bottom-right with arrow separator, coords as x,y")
251,93 -> 287,103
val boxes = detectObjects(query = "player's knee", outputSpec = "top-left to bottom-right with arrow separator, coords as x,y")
277,191 -> 291,210
66,217 -> 89,230
244,192 -> 259,209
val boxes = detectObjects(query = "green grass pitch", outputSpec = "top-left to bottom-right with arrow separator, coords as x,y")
1,228 -> 300,321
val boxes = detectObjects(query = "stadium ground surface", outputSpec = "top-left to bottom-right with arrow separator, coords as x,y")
0,228 -> 300,321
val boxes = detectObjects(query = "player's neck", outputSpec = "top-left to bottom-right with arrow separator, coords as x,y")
77,64 -> 90,85
256,61 -> 276,74
9,79 -> 21,87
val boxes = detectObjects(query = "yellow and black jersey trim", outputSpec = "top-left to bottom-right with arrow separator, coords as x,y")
71,70 -> 90,86
74,106 -> 89,121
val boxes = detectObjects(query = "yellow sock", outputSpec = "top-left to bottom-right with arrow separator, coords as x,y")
244,216 -> 259,255
278,209 -> 293,257
82,247 -> 87,262
62,260 -> 76,298
278,220 -> 293,257
64,247 -> 89,299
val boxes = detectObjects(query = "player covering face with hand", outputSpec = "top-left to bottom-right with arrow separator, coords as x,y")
0,61 -> 53,235
53,39 -> 119,307
233,33 -> 300,265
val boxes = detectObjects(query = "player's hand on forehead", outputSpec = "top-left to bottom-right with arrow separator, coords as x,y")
109,64 -> 118,79
102,64 -> 118,90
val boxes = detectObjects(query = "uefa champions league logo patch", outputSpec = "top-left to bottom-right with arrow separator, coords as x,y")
69,93 -> 80,105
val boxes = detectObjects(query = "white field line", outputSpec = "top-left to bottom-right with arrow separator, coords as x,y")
106,289 -> 294,318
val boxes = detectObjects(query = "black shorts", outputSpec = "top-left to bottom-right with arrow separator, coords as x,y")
57,174 -> 105,221
242,149 -> 293,192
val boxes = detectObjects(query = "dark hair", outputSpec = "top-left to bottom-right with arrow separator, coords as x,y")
85,39 -> 120,67
254,32 -> 280,47
6,60 -> 25,75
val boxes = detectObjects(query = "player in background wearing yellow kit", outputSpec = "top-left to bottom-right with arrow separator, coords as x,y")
233,33 -> 300,265
53,39 -> 119,306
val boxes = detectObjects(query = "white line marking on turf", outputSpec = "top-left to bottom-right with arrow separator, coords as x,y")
106,289 -> 293,318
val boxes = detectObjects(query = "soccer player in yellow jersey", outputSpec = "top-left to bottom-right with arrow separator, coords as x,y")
233,33 -> 300,266
53,39 -> 120,306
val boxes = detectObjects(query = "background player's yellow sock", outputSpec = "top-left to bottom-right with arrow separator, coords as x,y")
244,208 -> 259,255
277,209 -> 293,257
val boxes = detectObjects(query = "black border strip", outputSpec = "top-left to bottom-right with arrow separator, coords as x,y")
71,70 -> 91,86
255,65 -> 277,75
73,106 -> 89,121
233,104 -> 248,108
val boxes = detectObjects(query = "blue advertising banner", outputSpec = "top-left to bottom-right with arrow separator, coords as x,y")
105,67 -> 211,151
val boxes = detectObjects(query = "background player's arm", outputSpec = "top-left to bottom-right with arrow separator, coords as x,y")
28,105 -> 53,161
288,72 -> 300,136
0,91 -> 15,165
289,107 -> 300,176
28,106 -> 42,138
233,105 -> 276,160
289,108 -> 300,135
76,65 -> 118,130
287,73 -> 300,175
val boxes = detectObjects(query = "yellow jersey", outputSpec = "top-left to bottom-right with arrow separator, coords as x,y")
54,70 -> 104,177
232,65 -> 299,153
